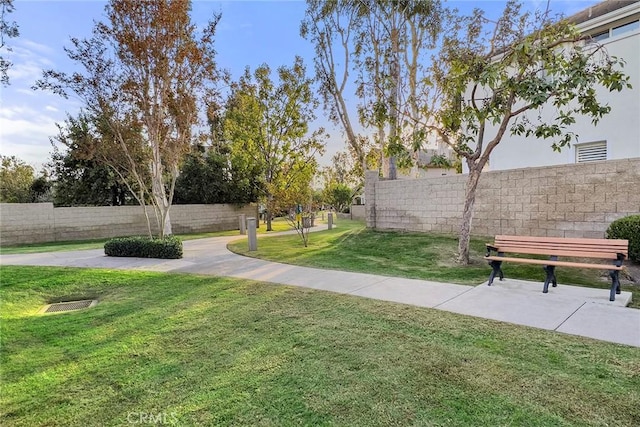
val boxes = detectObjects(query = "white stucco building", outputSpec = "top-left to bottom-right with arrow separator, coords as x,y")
484,0 -> 640,171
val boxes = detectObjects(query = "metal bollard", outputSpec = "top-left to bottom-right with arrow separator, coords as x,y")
247,217 -> 257,251
239,214 -> 246,235
327,212 -> 333,230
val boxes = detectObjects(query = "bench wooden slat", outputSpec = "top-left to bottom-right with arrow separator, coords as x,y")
494,241 -> 628,253
494,240 -> 629,250
497,246 -> 626,257
492,236 -> 629,259
491,246 -> 623,260
484,255 -> 625,270
494,235 -> 628,246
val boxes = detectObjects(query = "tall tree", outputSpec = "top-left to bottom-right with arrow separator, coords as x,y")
355,0 -> 442,179
0,0 -> 19,86
224,57 -> 326,231
301,0 -> 368,173
35,0 -> 222,237
421,1 -> 631,263
0,155 -> 34,203
303,0 -> 443,179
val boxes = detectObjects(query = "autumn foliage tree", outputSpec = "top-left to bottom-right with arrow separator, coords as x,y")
35,0 -> 222,237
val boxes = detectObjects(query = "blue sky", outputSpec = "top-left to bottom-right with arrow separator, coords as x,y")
0,0 -> 599,171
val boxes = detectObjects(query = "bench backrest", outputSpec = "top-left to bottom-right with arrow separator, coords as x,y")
493,235 -> 629,260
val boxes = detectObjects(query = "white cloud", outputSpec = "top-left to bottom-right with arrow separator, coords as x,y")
0,102 -> 75,168
6,61 -> 44,83
0,33 -> 87,169
0,140 -> 52,171
215,19 -> 253,34
0,115 -> 56,138
14,88 -> 37,97
19,39 -> 56,56
4,39 -> 56,87
0,106 -> 59,142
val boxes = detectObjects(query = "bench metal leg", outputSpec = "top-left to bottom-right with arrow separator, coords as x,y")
608,257 -> 624,302
542,265 -> 558,294
609,270 -> 620,302
542,256 -> 558,294
542,265 -> 557,293
487,260 -> 503,286
609,257 -> 624,302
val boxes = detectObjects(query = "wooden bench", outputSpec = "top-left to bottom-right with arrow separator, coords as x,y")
484,235 -> 628,301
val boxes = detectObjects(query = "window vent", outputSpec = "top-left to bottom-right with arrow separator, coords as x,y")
576,141 -> 607,163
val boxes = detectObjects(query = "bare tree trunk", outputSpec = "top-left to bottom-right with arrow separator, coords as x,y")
162,206 -> 172,236
147,135 -> 174,238
265,193 -> 274,231
378,126 -> 387,177
151,172 -> 172,238
266,210 -> 272,232
388,152 -> 397,180
334,73 -> 365,175
142,163 -> 169,239
304,5 -> 366,179
409,152 -> 420,178
388,27 -> 400,181
407,20 -> 421,179
457,166 -> 482,264
141,195 -> 153,238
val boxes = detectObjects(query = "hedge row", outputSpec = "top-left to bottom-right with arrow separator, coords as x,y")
104,235 -> 183,259
607,214 -> 640,263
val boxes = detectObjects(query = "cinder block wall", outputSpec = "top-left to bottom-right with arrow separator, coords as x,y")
170,204 -> 258,234
0,203 -> 258,245
366,158 -> 640,238
0,203 -> 56,244
350,205 -> 366,220
52,206 -> 157,242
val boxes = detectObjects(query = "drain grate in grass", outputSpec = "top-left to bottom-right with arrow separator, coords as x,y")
42,300 -> 97,313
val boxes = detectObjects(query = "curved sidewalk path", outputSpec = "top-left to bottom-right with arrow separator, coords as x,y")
1,230 -> 639,347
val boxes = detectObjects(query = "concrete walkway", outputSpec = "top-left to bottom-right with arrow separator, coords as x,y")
1,232 -> 639,347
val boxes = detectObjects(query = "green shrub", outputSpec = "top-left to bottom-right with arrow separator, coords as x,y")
104,235 -> 183,259
606,215 -> 640,263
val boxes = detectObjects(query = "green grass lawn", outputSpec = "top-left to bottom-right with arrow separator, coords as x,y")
1,266 -> 638,426
0,217 -> 295,255
228,219 -> 640,308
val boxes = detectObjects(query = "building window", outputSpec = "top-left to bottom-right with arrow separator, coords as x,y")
576,141 -> 607,163
587,19 -> 640,43
591,30 -> 609,42
611,20 -> 640,37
